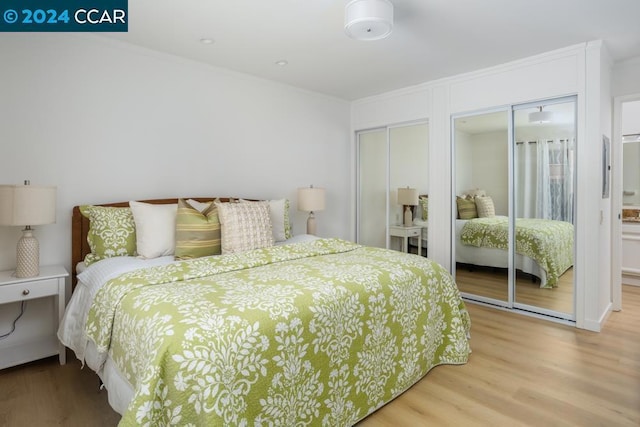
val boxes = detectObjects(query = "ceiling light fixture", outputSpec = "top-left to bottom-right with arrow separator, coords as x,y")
275,60 -> 288,66
344,0 -> 393,41
199,38 -> 215,45
529,106 -> 554,124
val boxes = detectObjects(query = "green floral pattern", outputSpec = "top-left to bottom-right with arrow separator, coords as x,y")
80,205 -> 137,266
460,216 -> 573,287
86,238 -> 470,426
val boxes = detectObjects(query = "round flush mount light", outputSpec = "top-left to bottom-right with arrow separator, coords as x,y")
529,106 -> 554,124
199,38 -> 215,45
344,0 -> 394,41
275,60 -> 288,66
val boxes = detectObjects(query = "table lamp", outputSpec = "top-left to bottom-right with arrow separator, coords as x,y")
397,187 -> 418,226
0,181 -> 56,277
297,185 -> 326,235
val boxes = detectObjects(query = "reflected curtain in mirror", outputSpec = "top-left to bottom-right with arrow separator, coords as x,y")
515,138 -> 574,223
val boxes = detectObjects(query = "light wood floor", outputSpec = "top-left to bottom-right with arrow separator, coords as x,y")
1,286 -> 639,427
456,264 -> 575,314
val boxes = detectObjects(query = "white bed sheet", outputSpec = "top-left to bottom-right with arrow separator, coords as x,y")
57,235 -> 321,415
454,219 -> 547,286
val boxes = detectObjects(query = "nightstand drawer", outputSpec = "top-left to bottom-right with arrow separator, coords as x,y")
0,278 -> 59,303
407,229 -> 420,237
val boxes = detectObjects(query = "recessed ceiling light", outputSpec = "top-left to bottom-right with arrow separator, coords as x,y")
275,60 -> 288,66
199,38 -> 215,45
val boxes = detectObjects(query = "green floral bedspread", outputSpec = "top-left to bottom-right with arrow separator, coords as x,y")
460,216 -> 573,287
85,238 -> 470,426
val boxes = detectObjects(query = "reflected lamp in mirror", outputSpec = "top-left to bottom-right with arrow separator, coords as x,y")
297,185 -> 326,235
529,106 -> 554,124
397,187 -> 418,226
0,181 -> 56,278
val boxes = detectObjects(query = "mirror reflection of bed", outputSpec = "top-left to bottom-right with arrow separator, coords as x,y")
453,98 -> 576,319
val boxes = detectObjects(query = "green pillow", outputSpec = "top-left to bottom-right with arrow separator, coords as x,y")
456,197 -> 478,219
174,198 -> 221,260
79,205 -> 137,266
284,199 -> 292,239
419,196 -> 428,221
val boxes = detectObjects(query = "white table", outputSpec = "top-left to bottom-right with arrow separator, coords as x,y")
0,266 -> 68,369
389,224 -> 422,256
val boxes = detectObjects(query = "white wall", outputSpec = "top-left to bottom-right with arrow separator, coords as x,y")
0,34 -> 352,275
612,57 -> 640,97
389,123 -> 429,224
596,45 -> 613,328
470,131 -> 508,215
621,100 -> 640,135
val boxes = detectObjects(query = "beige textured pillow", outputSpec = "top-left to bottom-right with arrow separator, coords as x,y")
216,200 -> 273,254
240,198 -> 292,242
475,196 -> 496,218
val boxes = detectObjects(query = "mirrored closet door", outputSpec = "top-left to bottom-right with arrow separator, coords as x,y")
357,122 -> 429,253
452,96 -> 576,321
453,109 -> 511,306
513,97 -> 576,318
357,128 -> 387,249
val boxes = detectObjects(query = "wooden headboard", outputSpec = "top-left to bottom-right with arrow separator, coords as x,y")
71,197 -> 235,287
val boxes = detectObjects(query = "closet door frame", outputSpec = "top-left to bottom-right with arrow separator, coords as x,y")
356,119 -> 429,250
511,95 -> 577,322
450,106 -> 514,309
451,96 -> 577,323
356,127 -> 389,249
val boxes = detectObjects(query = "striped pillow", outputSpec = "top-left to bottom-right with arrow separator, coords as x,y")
174,198 -> 221,260
457,197 -> 478,219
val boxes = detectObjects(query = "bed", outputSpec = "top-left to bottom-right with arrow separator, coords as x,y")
456,216 -> 573,288
58,197 -> 471,426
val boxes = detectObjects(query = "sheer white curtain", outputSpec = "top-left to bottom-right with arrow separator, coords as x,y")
516,138 -> 574,222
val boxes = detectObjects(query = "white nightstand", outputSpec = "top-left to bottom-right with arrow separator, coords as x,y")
389,225 -> 422,256
0,265 -> 68,369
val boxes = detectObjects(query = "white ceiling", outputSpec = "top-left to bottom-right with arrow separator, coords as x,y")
102,0 -> 640,101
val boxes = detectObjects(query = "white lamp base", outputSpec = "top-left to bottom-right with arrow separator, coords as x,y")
16,228 -> 39,278
307,211 -> 317,235
403,206 -> 413,226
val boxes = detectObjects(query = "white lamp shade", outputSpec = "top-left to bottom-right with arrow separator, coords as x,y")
298,187 -> 326,212
397,187 -> 418,206
0,184 -> 56,226
345,0 -> 393,41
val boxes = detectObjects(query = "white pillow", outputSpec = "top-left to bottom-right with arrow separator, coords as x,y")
186,199 -> 212,213
129,201 -> 178,258
216,200 -> 273,254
